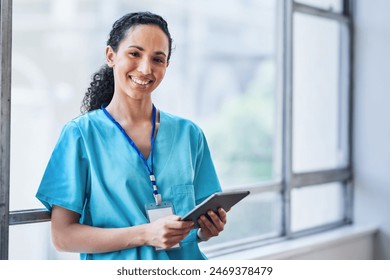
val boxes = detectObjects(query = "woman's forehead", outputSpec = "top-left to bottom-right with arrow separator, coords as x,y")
121,24 -> 169,52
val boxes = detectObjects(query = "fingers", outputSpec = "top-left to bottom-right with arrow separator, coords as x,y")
165,216 -> 194,230
217,208 -> 227,224
198,208 -> 227,239
159,216 -> 193,240
159,233 -> 187,249
146,216 -> 194,248
208,208 -> 226,231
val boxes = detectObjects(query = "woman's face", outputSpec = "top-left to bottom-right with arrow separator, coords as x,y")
106,24 -> 170,101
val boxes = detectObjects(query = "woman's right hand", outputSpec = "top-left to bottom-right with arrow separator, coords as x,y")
144,215 -> 194,249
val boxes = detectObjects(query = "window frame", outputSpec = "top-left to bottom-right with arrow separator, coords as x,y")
281,0 -> 354,241
0,0 -> 355,259
295,0 -> 353,230
0,0 -> 12,260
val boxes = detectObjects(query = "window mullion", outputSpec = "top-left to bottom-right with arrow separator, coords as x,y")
9,209 -> 51,226
294,1 -> 350,23
292,168 -> 352,188
0,0 -> 13,261
345,0 -> 355,226
281,0 -> 294,239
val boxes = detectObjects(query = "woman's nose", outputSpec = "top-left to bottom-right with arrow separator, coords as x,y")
138,58 -> 152,74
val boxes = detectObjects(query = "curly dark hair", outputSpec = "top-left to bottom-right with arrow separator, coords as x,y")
81,12 -> 173,113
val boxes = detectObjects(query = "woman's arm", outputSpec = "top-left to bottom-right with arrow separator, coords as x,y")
51,206 -> 194,253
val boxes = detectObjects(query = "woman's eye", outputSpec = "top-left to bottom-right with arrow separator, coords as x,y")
129,52 -> 139,57
154,57 -> 165,64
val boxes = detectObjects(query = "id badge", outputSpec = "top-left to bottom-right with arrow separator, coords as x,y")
145,201 -> 180,250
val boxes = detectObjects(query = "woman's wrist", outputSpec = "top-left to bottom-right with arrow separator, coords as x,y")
123,224 -> 149,248
139,223 -> 151,247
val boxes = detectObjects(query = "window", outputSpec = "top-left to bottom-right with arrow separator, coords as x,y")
293,13 -> 349,173
0,0 -> 354,259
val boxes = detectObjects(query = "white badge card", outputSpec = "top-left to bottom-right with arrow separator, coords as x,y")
145,201 -> 180,250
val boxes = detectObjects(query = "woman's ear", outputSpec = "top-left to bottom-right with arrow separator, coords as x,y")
106,46 -> 115,67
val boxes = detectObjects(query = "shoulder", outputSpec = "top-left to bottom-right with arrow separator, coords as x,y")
62,109 -> 103,132
56,110 -> 104,143
161,110 -> 204,136
68,109 -> 102,127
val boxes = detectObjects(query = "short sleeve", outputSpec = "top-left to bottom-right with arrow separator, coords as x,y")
36,121 -> 89,214
193,129 -> 222,204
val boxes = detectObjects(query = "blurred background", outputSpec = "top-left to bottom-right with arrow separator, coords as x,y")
1,0 -> 389,259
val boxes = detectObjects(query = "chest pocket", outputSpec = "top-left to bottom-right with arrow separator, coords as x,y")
171,184 -> 196,218
171,184 -> 197,244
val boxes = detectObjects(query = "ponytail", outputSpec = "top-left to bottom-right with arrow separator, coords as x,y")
81,65 -> 114,113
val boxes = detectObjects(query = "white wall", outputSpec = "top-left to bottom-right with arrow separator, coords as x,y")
354,0 -> 390,259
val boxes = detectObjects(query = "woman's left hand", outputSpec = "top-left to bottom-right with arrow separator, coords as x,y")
197,208 -> 227,241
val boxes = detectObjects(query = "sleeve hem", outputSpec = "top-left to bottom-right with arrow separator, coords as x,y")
35,193 -> 83,215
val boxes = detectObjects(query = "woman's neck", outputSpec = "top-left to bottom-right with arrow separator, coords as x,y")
105,95 -> 153,125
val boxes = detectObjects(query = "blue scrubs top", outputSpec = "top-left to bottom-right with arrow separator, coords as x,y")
36,109 -> 221,260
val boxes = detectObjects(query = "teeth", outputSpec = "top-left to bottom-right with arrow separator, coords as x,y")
131,76 -> 150,85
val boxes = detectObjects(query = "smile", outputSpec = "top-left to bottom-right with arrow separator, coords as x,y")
130,76 -> 152,85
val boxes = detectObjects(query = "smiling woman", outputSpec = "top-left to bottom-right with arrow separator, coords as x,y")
35,11 -> 227,260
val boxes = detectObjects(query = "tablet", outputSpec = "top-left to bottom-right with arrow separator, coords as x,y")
181,190 -> 250,228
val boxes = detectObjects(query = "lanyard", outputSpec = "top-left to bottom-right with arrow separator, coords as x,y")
101,104 -> 162,205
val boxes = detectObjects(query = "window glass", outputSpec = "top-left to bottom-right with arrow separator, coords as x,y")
10,0 -> 105,210
291,182 -> 344,232
295,0 -> 343,12
157,0 -> 280,188
9,223 -> 78,260
292,13 -> 349,172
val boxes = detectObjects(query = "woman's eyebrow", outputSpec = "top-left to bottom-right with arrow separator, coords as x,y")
128,45 -> 167,57
128,45 -> 144,51
154,51 -> 167,57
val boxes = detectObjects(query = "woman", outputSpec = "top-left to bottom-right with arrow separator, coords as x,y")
36,12 -> 227,260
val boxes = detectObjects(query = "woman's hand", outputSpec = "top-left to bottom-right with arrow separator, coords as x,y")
197,208 -> 227,241
144,215 -> 194,249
